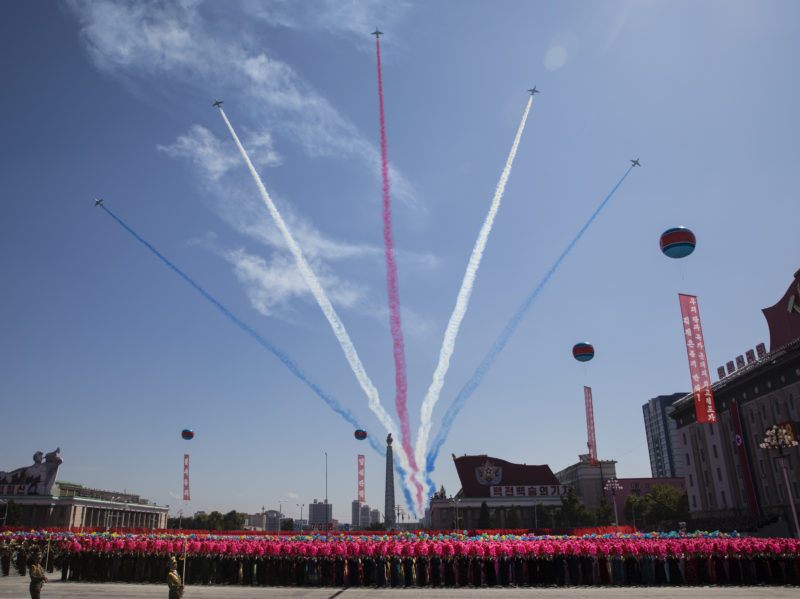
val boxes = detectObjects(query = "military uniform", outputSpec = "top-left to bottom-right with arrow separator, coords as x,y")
166,558 -> 183,599
28,554 -> 47,599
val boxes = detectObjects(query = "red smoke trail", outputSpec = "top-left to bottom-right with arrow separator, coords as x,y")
375,35 -> 423,509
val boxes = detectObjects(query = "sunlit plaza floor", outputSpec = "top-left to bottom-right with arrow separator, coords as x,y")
1,577 -> 799,599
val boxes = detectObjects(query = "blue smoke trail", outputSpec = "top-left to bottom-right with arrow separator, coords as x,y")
424,165 -> 635,491
99,204 -> 389,458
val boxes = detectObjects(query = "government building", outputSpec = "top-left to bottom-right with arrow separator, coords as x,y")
427,454 -> 569,529
670,268 -> 800,534
0,448 -> 168,529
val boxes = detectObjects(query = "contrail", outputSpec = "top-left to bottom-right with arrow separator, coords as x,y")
424,164 -> 635,492
98,203 -> 386,457
413,95 -> 534,492
374,34 -> 422,511
216,107 -> 417,495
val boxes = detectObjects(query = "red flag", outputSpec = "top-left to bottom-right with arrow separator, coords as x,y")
678,294 -> 718,423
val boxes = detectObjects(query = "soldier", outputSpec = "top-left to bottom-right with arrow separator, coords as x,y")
28,552 -> 47,599
166,556 -> 183,599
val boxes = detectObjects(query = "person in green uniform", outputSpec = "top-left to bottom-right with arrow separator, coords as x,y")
167,556 -> 183,599
28,552 -> 47,599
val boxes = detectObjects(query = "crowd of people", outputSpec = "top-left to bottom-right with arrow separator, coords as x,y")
2,529 -> 799,587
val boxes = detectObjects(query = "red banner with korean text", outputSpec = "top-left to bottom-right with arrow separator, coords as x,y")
183,454 -> 191,501
678,294 -> 717,423
357,454 -> 365,503
584,386 -> 598,466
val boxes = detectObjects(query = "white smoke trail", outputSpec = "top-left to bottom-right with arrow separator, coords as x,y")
218,108 -> 415,482
413,96 -> 534,489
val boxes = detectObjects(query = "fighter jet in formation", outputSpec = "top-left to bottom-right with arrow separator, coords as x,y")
213,100 -> 223,107
528,86 -> 540,95
94,198 -> 103,207
630,158 -> 641,167
371,28 -> 383,38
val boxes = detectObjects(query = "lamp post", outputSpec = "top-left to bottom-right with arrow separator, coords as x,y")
604,477 -> 623,532
449,497 -> 461,530
297,503 -> 305,532
760,424 -> 800,539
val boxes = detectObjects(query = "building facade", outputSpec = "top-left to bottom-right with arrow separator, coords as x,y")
670,268 -> 800,531
554,454 -> 617,512
308,499 -> 332,530
643,393 -> 687,478
0,449 -> 168,529
428,454 -> 569,530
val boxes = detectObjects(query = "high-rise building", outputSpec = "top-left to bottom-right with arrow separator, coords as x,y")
370,508 -> 380,525
308,499 -> 332,530
642,393 -> 687,478
360,504 -> 371,527
351,500 -> 361,528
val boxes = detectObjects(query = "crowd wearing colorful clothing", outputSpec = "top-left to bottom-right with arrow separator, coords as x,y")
2,529 -> 799,587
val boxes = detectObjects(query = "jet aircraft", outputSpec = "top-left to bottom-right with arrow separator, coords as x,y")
528,86 -> 540,95
630,158 -> 641,167
213,100 -> 223,107
94,198 -> 103,207
371,28 -> 383,38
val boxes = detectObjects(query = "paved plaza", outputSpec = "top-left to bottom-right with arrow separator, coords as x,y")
1,577 -> 798,598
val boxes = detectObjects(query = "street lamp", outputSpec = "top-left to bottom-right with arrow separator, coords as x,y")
450,497 -> 461,530
297,503 -> 305,532
760,424 -> 800,539
604,477 -> 623,532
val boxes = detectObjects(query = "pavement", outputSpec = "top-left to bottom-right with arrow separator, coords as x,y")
1,577 -> 798,599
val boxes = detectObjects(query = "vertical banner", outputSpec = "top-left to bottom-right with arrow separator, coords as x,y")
183,454 -> 190,501
730,400 -> 761,516
678,294 -> 718,423
584,386 -> 598,466
357,454 -> 365,503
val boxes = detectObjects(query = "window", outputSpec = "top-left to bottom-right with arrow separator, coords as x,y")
686,453 -> 691,466
710,426 -> 715,437
683,433 -> 687,445
689,474 -> 694,487
749,409 -> 755,423
717,468 -> 722,482
692,495 -> 697,508
760,460 -> 766,475
713,445 -> 718,459
700,448 -> 705,463
761,404 -> 766,420
708,492 -> 714,506
721,490 -> 727,506
704,470 -> 710,484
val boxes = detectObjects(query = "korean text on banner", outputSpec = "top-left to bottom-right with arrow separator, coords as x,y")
678,294 -> 718,423
183,454 -> 190,501
357,454 -> 365,503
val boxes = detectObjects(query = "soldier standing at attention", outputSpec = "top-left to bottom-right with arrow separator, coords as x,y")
167,556 -> 184,598
28,552 -> 47,599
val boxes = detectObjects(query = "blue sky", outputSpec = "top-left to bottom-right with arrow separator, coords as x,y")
2,0 -> 798,523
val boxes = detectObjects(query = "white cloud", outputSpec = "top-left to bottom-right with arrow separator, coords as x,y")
66,0 -> 419,208
223,247 -> 365,316
158,125 -> 280,181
